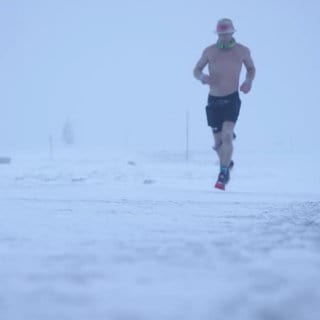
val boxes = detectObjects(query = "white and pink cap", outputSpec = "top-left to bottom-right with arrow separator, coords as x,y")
216,18 -> 236,34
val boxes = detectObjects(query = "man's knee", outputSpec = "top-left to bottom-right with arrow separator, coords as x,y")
213,130 -> 222,150
222,122 -> 235,144
222,130 -> 233,144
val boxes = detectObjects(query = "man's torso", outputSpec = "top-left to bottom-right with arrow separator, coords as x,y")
205,43 -> 247,96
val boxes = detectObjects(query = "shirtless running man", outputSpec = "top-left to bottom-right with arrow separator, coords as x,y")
193,18 -> 256,190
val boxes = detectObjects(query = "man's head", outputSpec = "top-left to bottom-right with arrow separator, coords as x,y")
216,18 -> 236,42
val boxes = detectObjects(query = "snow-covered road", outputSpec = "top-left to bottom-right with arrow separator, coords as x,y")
1,150 -> 320,320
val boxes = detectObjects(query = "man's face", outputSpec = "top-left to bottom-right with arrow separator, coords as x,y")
218,32 -> 234,42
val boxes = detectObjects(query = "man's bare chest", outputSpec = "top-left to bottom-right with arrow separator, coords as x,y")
208,49 -> 243,68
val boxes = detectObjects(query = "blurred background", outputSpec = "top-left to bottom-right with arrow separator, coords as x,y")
1,0 -> 319,157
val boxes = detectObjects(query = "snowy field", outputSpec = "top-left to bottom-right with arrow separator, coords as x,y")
1,148 -> 320,320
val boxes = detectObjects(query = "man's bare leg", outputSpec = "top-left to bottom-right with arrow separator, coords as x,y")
212,130 -> 222,161
213,123 -> 236,189
220,121 -> 235,168
212,127 -> 235,168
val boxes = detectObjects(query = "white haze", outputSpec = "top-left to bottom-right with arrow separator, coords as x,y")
1,0 -> 320,155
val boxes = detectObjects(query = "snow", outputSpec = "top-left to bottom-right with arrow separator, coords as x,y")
2,1 -> 320,319
1,148 -> 320,320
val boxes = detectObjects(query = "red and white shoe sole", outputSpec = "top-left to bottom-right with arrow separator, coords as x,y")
214,181 -> 225,190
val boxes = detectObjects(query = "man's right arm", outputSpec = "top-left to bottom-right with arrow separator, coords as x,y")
193,49 -> 209,82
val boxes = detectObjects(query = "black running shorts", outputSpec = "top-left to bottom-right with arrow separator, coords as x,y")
206,91 -> 241,133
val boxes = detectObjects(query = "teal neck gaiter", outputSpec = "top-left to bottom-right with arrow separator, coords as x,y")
216,37 -> 236,50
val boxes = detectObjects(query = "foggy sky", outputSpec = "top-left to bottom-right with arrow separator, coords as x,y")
1,0 -> 320,154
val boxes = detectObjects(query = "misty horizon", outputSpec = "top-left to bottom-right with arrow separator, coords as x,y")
1,0 -> 319,155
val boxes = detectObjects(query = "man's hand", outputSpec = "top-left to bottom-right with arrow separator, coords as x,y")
240,80 -> 252,94
199,74 -> 215,86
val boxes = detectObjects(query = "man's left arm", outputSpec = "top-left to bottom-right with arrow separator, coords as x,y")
240,48 -> 256,94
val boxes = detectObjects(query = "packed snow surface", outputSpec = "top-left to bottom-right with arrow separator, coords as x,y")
1,149 -> 320,320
